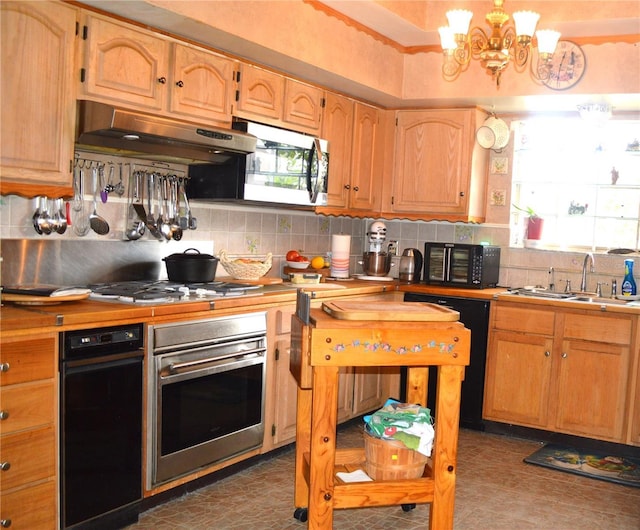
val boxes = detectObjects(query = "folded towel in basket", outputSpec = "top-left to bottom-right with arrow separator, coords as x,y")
364,398 -> 435,457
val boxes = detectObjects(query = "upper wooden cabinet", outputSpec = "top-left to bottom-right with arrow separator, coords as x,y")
0,1 -> 77,197
382,109 -> 489,222
80,13 -> 236,125
316,97 -> 383,217
234,63 -> 323,135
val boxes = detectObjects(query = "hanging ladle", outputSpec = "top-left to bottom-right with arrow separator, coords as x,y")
89,166 -> 110,235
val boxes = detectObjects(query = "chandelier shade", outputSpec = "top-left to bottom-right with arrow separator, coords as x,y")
438,0 -> 561,87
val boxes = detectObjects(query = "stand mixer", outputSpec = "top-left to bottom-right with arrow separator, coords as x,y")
361,221 -> 394,278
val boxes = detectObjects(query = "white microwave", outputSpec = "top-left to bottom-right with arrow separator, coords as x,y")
187,119 -> 329,208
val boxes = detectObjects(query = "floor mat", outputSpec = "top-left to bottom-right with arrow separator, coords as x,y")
524,443 -> 640,488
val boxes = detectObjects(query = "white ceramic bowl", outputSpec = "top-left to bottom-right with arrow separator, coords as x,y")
287,260 -> 310,269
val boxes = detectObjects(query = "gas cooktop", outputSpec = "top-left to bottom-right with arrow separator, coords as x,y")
88,280 -> 262,304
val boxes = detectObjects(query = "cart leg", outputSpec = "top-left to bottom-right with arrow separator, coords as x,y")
308,366 -> 339,529
405,367 -> 429,406
429,364 -> 464,530
294,386 -> 312,511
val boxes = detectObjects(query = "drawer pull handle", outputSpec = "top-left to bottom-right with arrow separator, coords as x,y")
561,352 -> 568,359
0,519 -> 11,527
544,351 -> 550,357
0,462 -> 10,471
0,411 -> 8,420
0,363 -> 9,372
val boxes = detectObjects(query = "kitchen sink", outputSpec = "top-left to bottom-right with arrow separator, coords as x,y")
566,295 -> 631,305
508,288 -> 574,299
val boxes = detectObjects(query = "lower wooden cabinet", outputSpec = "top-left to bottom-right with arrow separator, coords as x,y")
484,302 -> 636,443
266,304 -> 394,449
0,333 -> 58,529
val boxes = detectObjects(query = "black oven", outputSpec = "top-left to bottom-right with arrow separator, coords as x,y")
60,323 -> 144,530
424,242 -> 501,288
148,313 -> 267,487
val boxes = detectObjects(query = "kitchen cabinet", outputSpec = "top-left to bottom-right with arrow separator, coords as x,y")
235,63 -> 323,135
0,333 -> 58,529
266,302 -> 392,449
484,302 -> 634,443
0,1 -> 77,198
381,109 -> 489,222
316,98 -> 384,217
80,13 -> 236,125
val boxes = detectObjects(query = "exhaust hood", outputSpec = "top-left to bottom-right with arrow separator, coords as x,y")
75,100 -> 256,164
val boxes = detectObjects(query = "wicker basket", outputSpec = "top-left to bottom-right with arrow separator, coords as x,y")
364,431 -> 429,481
218,250 -> 272,280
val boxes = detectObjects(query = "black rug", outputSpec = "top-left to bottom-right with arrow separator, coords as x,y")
524,443 -> 640,488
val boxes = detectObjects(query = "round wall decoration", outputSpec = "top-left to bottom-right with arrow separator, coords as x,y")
542,40 -> 586,90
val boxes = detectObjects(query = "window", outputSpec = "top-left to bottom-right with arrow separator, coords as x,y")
510,117 -> 640,251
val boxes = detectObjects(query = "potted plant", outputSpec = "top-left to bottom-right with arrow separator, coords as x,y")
513,204 -> 544,240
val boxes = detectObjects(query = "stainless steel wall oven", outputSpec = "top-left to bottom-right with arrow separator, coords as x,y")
148,313 -> 267,488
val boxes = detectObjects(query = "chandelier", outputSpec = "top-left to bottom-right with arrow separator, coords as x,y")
438,0 -> 561,87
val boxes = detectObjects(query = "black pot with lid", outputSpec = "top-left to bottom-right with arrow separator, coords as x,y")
163,248 -> 219,283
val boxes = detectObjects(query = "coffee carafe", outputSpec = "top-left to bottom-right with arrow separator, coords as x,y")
399,248 -> 423,283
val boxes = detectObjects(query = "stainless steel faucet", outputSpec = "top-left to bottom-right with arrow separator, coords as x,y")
580,252 -> 595,292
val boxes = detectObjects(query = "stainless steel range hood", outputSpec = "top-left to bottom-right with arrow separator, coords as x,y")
75,100 -> 256,164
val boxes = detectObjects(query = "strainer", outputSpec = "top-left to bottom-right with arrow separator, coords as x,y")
476,126 -> 496,149
483,116 -> 510,150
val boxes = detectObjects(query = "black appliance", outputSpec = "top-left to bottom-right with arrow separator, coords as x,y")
187,119 -> 329,208
403,293 -> 490,431
60,323 -> 144,530
424,242 -> 500,288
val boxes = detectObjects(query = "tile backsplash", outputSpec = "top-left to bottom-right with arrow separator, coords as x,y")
0,192 -> 637,291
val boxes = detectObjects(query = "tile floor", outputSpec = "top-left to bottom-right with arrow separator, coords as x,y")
127,423 -> 640,530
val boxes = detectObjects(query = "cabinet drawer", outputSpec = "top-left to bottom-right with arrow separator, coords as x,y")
563,313 -> 632,345
0,478 -> 56,529
492,305 -> 555,335
0,381 -> 55,434
0,425 -> 55,492
0,336 -> 56,386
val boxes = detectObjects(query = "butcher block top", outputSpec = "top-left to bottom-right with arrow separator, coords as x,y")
322,300 -> 459,321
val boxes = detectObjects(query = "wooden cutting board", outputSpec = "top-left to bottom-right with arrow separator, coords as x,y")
2,292 -> 90,305
322,301 -> 459,321
216,275 -> 283,285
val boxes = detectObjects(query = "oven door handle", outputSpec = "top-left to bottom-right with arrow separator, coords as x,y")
163,348 -> 265,377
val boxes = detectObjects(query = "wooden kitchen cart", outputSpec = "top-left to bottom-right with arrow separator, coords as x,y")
290,302 -> 470,529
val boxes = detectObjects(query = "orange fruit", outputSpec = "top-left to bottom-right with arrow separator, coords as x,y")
311,256 -> 325,269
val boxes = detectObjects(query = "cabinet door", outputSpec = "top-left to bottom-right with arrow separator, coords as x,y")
82,14 -> 169,110
272,338 -> 299,446
392,110 -> 473,215
170,44 -> 236,125
0,1 -> 77,193
555,339 -> 629,441
349,102 -> 382,211
283,79 -> 323,134
321,92 -> 354,209
352,367 -> 385,416
483,330 -> 553,428
235,63 -> 284,120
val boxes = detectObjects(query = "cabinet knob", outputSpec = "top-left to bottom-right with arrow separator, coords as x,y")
0,411 -> 8,420
544,351 -> 550,357
0,462 -> 10,471
344,184 -> 350,190
353,186 -> 359,192
176,80 -> 184,87
0,362 -> 9,372
0,519 -> 11,528
157,76 -> 167,84
561,352 -> 568,359
459,191 -> 465,197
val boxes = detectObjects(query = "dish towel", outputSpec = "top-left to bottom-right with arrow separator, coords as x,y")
364,398 -> 435,457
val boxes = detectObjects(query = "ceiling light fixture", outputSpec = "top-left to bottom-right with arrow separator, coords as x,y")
438,0 -> 561,88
